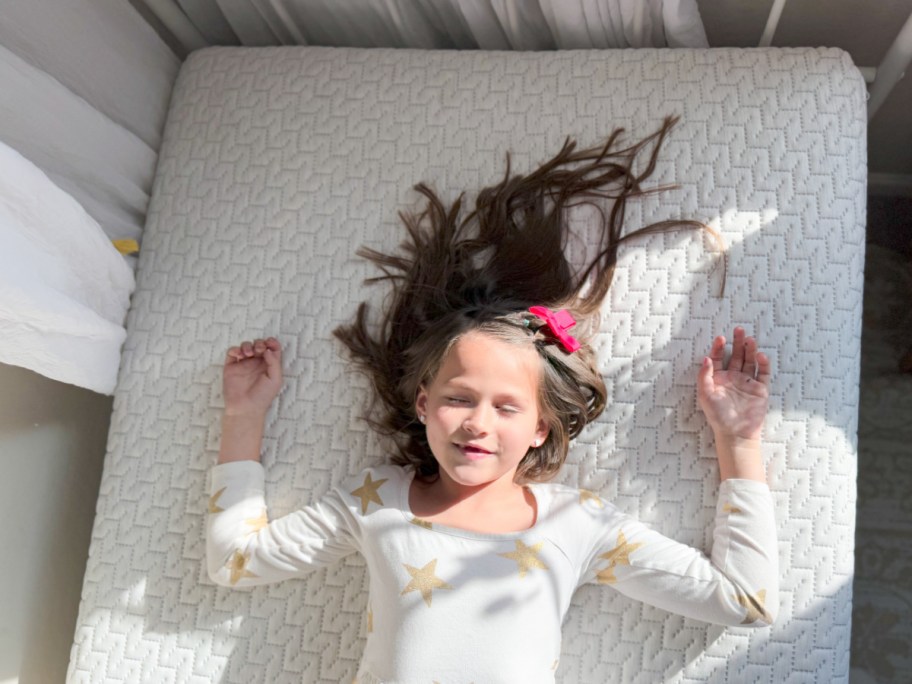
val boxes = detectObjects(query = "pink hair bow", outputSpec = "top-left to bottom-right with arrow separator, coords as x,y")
528,306 -> 581,353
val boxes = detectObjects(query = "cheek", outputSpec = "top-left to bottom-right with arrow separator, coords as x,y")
505,417 -> 538,443
428,406 -> 461,434
435,401 -> 472,419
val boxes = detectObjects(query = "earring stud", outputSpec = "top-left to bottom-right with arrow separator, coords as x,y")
419,415 -> 426,424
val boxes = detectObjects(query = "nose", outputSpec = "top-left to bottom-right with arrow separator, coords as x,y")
462,404 -> 493,435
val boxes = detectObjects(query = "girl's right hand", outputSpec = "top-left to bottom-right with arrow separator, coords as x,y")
223,337 -> 284,417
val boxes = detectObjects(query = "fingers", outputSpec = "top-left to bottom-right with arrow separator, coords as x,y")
706,327 -> 769,381
698,355 -> 715,395
709,335 -> 725,372
744,335 -> 758,378
756,351 -> 772,386
225,337 -> 281,363
730,327 -> 746,372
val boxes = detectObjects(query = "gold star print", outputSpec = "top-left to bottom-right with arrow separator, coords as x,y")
595,563 -> 618,585
723,502 -> 743,514
350,473 -> 388,515
498,540 -> 549,578
225,549 -> 258,585
367,606 -> 373,633
244,509 -> 268,534
600,530 -> 644,567
401,559 -> 453,607
733,588 -> 773,625
409,517 -> 433,529
208,487 -> 226,513
579,489 -> 604,507
595,530 -> 644,584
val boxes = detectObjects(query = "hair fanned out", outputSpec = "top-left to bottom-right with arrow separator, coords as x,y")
334,115 -> 725,478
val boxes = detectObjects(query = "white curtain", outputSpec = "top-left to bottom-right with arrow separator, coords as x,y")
139,0 -> 709,53
0,0 -> 178,393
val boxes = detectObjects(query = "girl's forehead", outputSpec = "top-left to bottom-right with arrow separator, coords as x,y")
434,331 -> 541,392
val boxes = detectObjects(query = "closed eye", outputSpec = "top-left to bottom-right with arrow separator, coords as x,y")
446,397 -> 469,404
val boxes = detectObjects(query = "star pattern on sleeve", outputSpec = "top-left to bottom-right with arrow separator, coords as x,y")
244,509 -> 268,534
498,540 -> 549,578
595,564 -> 618,585
350,472 -> 388,515
723,502 -> 743,514
226,549 -> 258,585
401,558 -> 453,607
595,530 -> 644,584
733,587 -> 773,625
208,487 -> 226,513
367,605 -> 373,633
579,489 -> 604,508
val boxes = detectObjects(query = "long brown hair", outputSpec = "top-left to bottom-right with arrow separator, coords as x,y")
334,115 -> 724,483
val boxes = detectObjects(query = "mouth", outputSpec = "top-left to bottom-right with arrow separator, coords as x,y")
456,443 -> 493,460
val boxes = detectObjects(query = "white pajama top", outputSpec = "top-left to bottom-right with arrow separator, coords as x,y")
206,461 -> 778,683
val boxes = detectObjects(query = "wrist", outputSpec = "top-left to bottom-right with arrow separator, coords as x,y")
224,405 -> 268,420
218,410 -> 267,464
715,433 -> 761,451
713,433 -> 765,483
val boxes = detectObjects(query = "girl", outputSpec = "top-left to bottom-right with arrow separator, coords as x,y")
207,116 -> 778,683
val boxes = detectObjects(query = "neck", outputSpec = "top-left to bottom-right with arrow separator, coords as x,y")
429,468 -> 525,512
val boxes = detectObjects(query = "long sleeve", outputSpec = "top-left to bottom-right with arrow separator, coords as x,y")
580,479 -> 779,627
206,460 -> 360,588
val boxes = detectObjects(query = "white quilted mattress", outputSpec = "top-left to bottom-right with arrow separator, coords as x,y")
68,46 -> 867,682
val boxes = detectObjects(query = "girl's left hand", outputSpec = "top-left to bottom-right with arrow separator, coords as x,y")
697,327 -> 770,441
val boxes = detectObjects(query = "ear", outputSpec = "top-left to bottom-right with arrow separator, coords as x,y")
533,418 -> 549,446
415,385 -> 428,417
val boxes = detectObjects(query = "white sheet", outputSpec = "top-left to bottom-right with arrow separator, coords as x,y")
0,140 -> 135,394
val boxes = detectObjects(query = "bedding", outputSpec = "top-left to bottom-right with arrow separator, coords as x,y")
67,45 -> 866,683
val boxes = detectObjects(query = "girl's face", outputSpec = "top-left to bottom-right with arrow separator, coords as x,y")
416,331 -> 549,492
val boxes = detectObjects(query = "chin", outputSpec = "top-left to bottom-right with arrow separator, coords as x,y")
445,462 -> 512,487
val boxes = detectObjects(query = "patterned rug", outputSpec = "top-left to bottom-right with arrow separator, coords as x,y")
850,243 -> 912,683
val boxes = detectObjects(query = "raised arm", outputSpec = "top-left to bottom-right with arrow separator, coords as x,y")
580,483 -> 778,628
206,460 -> 359,587
578,327 -> 778,626
208,337 -> 359,587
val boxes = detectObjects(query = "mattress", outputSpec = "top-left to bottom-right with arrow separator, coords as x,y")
67,46 -> 867,682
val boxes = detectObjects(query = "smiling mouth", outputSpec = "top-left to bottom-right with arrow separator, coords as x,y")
457,444 -> 493,459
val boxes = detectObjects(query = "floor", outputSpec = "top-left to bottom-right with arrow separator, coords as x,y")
849,194 -> 912,684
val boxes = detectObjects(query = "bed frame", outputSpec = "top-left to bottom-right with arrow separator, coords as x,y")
759,0 -> 912,120
67,42 -> 867,683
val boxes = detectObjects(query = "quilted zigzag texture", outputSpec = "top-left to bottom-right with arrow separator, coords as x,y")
67,46 -> 866,683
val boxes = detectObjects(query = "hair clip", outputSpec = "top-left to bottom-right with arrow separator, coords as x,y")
528,306 -> 581,353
